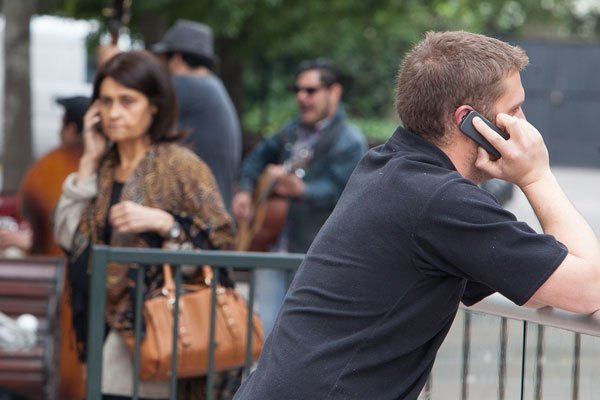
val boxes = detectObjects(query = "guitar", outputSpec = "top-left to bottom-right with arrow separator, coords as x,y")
105,0 -> 132,45
236,149 -> 313,252
96,0 -> 132,66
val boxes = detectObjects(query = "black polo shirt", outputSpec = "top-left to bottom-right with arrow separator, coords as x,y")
234,127 -> 567,400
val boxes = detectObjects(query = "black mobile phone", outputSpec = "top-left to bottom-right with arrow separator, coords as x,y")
94,114 -> 105,137
459,110 -> 509,160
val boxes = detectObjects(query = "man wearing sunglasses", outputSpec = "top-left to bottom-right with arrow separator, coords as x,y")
233,58 -> 367,334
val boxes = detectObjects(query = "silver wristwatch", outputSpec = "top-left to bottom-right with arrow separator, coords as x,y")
166,220 -> 181,240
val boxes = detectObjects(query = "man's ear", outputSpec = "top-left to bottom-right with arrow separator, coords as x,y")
329,82 -> 343,100
167,53 -> 186,73
453,105 -> 473,125
61,121 -> 80,144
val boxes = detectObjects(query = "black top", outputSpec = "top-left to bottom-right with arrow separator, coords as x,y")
102,180 -> 124,243
233,127 -> 568,400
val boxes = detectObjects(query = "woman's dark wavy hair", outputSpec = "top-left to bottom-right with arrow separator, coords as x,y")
91,50 -> 183,143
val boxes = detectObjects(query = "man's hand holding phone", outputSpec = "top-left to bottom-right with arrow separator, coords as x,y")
473,113 -> 551,189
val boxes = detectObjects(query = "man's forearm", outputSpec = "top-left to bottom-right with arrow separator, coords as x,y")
521,172 -> 600,262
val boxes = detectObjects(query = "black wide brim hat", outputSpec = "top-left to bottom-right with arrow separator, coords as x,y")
151,19 -> 216,67
55,95 -> 90,132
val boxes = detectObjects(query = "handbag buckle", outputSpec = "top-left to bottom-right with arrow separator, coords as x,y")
167,296 -> 176,309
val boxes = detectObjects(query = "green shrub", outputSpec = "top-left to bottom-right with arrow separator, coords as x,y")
350,117 -> 399,145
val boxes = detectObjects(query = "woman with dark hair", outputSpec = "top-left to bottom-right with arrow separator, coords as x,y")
54,50 -> 237,399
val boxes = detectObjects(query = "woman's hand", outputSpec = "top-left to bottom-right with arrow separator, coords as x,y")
232,191 -> 252,222
109,201 -> 174,236
77,100 -> 108,184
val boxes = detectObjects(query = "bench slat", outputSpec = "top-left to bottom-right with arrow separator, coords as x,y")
0,358 -> 44,371
0,298 -> 53,315
0,264 -> 59,280
0,346 -> 44,357
0,281 -> 55,297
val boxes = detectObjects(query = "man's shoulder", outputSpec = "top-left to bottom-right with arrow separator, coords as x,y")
25,144 -> 81,176
270,118 -> 300,140
41,143 -> 82,159
359,145 -> 485,210
339,120 -> 366,144
172,73 -> 223,95
20,145 -> 81,199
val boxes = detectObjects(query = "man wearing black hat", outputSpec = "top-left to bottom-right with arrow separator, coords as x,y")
152,19 -> 242,212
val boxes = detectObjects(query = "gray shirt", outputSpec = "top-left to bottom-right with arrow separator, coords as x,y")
173,74 -> 242,211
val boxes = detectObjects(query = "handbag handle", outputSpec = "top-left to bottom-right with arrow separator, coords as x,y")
201,265 -> 214,285
162,264 -> 176,292
161,264 -> 215,294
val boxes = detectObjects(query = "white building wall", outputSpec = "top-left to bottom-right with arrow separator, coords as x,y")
0,15 -> 93,160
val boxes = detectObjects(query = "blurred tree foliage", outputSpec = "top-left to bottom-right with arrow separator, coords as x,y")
39,0 -> 600,140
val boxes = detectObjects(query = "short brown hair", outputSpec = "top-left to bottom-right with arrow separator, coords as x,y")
395,31 -> 529,143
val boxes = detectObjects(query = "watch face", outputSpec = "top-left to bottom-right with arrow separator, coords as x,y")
169,222 -> 181,239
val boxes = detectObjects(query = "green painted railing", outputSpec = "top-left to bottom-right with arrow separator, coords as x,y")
87,245 -> 600,400
86,245 -> 304,400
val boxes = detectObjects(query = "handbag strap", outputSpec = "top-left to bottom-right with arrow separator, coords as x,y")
202,265 -> 214,286
162,264 -> 176,293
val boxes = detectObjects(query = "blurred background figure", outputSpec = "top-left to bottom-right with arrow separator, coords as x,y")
19,95 -> 89,399
0,95 -> 89,399
232,58 -> 367,334
20,96 -> 89,255
152,19 -> 242,212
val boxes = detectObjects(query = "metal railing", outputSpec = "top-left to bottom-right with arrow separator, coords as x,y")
85,245 -> 303,400
86,246 -> 600,400
420,294 -> 600,400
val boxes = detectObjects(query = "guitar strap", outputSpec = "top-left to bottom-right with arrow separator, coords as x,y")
284,114 -> 342,166
290,128 -> 321,159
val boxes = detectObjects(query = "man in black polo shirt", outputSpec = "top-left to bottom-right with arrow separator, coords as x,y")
233,31 -> 600,400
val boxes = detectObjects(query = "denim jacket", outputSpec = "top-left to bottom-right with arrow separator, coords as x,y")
238,109 -> 367,253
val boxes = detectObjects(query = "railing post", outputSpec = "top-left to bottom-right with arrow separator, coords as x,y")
572,332 -> 581,400
498,317 -> 507,400
461,311 -> 471,400
244,268 -> 258,380
520,321 -> 527,400
534,325 -> 544,400
131,265 -> 145,400
206,266 -> 219,400
86,245 -> 109,400
169,266 -> 182,399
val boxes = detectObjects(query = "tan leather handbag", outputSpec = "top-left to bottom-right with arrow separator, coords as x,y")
124,265 -> 264,381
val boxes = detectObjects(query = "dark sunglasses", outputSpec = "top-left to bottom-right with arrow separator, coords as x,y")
292,85 -> 328,95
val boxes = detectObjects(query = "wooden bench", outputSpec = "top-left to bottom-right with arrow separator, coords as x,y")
0,257 -> 64,400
